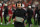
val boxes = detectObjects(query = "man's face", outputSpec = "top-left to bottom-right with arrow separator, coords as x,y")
17,3 -> 21,8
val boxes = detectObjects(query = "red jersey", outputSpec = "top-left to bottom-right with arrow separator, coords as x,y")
0,7 -> 3,16
0,7 -> 3,12
8,5 -> 13,14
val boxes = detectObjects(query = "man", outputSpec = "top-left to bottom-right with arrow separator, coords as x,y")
4,2 -> 8,24
12,1 -> 27,27
7,4 -> 13,24
27,5 -> 33,27
35,5 -> 40,25
32,5 -> 36,25
0,1 -> 3,25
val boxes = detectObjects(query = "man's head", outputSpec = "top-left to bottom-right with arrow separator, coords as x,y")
16,1 -> 22,8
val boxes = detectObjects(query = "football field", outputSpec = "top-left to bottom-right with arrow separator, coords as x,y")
0,17 -> 39,27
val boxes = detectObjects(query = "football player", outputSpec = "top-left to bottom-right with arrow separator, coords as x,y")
0,1 -> 3,25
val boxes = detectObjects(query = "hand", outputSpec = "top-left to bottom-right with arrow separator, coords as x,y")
21,19 -> 24,22
13,19 -> 15,22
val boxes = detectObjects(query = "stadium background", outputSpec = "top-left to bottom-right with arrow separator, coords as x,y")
0,0 -> 40,27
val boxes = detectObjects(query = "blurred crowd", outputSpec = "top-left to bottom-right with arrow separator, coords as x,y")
0,0 -> 40,15
0,0 -> 40,10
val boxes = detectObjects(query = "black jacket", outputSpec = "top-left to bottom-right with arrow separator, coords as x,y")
12,8 -> 27,20
4,6 -> 8,14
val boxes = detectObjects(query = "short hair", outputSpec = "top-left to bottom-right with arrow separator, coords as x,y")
16,1 -> 22,7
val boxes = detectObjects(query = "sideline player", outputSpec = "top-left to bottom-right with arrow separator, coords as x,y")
7,4 -> 13,24
4,2 -> 8,24
0,1 -> 3,25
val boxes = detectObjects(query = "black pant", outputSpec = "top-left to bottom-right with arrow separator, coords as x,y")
14,21 -> 25,27
38,16 -> 40,25
27,16 -> 32,27
4,14 -> 8,24
34,16 -> 37,25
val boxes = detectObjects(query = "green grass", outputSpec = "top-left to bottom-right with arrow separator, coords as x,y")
0,17 -> 38,27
